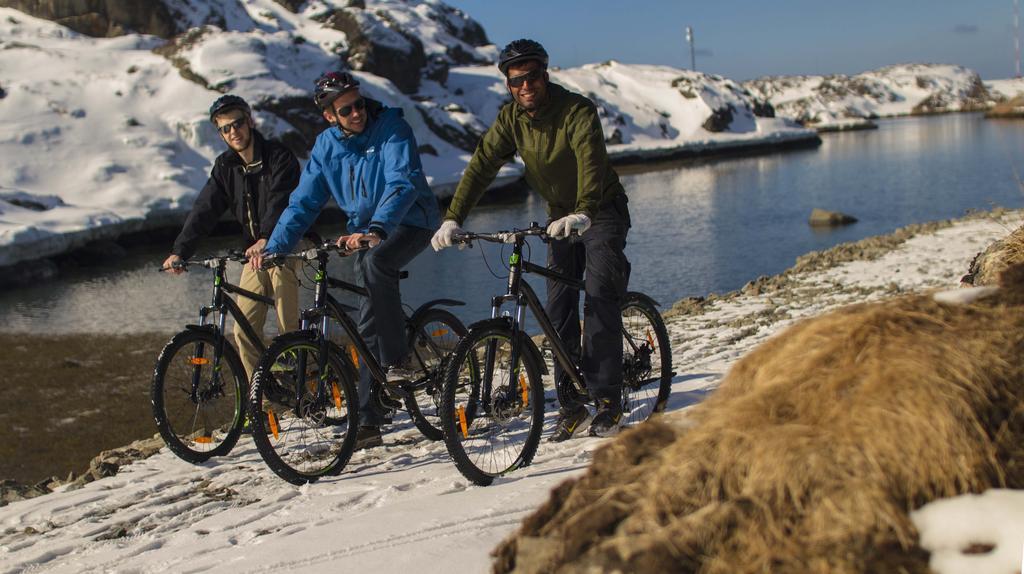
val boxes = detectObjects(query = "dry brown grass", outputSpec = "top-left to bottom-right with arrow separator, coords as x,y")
964,224 -> 1024,286
494,266 -> 1024,574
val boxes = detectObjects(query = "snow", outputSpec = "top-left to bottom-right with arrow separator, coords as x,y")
746,64 -> 991,128
912,490 -> 1024,574
0,1 -> 815,268
987,78 -> 1024,100
2,209 -> 1022,573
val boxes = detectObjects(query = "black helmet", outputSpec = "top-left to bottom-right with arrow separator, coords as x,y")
314,71 -> 360,109
498,39 -> 549,76
208,94 -> 250,122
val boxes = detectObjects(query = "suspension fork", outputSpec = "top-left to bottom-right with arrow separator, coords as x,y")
485,238 -> 528,407
191,262 -> 229,403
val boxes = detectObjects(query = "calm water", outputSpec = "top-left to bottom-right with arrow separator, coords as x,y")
2,113 -> 1024,333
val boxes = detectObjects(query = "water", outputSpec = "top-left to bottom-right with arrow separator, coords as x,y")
2,113 -> 1023,333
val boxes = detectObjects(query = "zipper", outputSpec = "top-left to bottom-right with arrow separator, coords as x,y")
348,165 -> 355,201
245,191 -> 258,240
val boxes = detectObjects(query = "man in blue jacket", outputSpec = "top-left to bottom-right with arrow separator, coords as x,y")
258,71 -> 440,449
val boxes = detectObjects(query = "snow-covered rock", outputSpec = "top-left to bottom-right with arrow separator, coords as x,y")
745,64 -> 994,127
0,1 -> 815,268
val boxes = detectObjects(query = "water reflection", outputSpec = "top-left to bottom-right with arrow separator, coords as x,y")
1,113 -> 1023,334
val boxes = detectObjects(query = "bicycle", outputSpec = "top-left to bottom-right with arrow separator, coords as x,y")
247,241 -> 467,485
439,223 -> 673,485
151,251 -> 271,463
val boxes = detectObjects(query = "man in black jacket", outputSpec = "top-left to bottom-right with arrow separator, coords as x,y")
161,95 -> 302,378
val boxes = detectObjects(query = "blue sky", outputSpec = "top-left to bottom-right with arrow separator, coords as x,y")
445,0 -> 1019,80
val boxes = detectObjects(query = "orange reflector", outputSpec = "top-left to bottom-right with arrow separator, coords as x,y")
195,436 -> 213,444
646,329 -> 655,350
519,373 -> 529,407
457,405 -> 468,439
431,328 -> 449,338
267,410 -> 280,440
190,357 -> 209,366
349,345 -> 359,367
332,382 -> 343,409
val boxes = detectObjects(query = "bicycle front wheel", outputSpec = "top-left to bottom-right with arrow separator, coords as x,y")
620,293 -> 673,426
404,308 -> 466,441
440,323 -> 544,486
249,333 -> 358,485
151,329 -> 246,463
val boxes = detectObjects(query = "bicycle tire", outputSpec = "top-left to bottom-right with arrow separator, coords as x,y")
620,293 -> 673,426
404,308 -> 466,441
248,332 -> 358,485
440,323 -> 545,486
151,329 -> 246,463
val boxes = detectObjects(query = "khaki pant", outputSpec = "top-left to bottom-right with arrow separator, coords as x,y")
234,261 -> 302,379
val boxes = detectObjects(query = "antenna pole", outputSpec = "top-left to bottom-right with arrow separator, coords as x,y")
686,26 -> 696,71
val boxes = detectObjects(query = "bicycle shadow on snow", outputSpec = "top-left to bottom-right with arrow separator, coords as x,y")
662,372 -> 720,413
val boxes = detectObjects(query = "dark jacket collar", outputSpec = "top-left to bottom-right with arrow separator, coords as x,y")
221,129 -> 267,169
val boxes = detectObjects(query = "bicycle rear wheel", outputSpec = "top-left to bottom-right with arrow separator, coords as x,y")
404,308 -> 466,441
249,333 -> 358,485
620,293 -> 673,426
151,329 -> 245,463
440,323 -> 544,486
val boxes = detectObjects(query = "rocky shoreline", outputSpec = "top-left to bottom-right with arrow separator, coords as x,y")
2,207 -> 1012,508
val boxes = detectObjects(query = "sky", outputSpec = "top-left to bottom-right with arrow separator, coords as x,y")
444,0 -> 1021,80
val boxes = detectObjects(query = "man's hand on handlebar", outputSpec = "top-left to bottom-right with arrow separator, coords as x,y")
337,232 -> 380,252
245,239 -> 269,271
431,220 -> 465,251
161,253 -> 186,274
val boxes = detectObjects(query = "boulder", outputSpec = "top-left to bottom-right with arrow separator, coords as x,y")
808,208 -> 857,227
702,104 -> 734,132
0,0 -> 176,38
319,7 -> 427,94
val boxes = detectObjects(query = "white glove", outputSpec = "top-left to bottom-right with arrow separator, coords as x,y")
546,213 -> 591,239
431,219 -> 464,251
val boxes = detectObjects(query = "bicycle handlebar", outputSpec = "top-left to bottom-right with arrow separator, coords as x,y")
452,223 -> 550,245
260,239 -> 373,269
157,250 -> 249,272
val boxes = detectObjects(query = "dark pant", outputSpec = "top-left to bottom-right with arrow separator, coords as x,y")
547,194 -> 631,407
356,224 -> 432,426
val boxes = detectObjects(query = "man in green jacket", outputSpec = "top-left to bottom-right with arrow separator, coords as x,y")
431,39 -> 632,440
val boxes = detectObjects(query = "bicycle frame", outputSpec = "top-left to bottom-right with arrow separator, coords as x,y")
188,257 -> 273,402
477,233 -> 588,409
286,248 -> 446,417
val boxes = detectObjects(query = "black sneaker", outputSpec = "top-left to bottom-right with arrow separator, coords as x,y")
354,425 -> 383,450
588,400 -> 622,438
547,404 -> 589,443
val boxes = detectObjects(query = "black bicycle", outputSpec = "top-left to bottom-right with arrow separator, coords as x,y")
248,242 -> 466,485
440,224 -> 673,485
151,252 -> 268,463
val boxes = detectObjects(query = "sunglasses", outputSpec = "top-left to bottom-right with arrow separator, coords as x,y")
334,97 -> 366,118
507,68 -> 544,88
217,117 -> 247,135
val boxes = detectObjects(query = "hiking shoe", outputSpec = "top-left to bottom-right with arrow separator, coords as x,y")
588,400 -> 623,438
385,358 -> 418,385
547,404 -> 589,443
354,425 -> 383,450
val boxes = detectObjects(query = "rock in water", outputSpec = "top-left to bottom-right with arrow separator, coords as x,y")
809,208 -> 858,227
